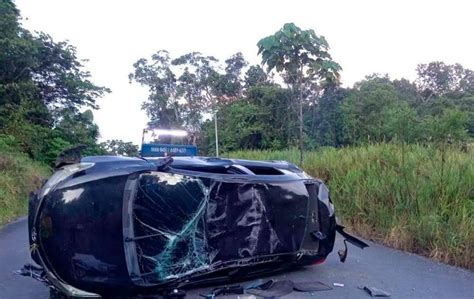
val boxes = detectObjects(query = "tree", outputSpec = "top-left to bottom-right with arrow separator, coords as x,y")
201,84 -> 295,153
340,75 -> 400,144
308,86 -> 348,147
99,139 -> 139,157
172,52 -> 228,154
220,52 -> 247,98
393,78 -> 421,107
384,102 -> 419,144
129,50 -> 182,130
131,51 -> 251,154
0,0 -> 109,162
244,65 -> 270,89
215,101 -> 266,152
171,52 -> 222,131
257,23 -> 341,164
415,62 -> 474,136
416,61 -> 474,100
246,84 -> 294,148
422,108 -> 469,144
55,110 -> 104,156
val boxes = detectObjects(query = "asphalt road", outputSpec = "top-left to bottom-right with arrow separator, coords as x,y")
1,217 -> 473,299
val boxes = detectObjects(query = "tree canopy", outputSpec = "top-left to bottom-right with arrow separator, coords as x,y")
0,0 -> 109,164
1,6 -> 471,164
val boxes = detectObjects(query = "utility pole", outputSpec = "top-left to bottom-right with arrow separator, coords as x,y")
298,69 -> 304,165
299,97 -> 303,165
214,111 -> 219,157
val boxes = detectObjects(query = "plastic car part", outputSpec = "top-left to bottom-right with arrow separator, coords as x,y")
338,239 -> 348,263
246,280 -> 294,298
358,285 -> 391,297
336,224 -> 369,249
293,281 -> 332,292
336,225 -> 369,263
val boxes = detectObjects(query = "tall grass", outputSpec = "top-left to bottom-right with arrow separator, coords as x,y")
0,152 -> 50,226
227,144 -> 474,270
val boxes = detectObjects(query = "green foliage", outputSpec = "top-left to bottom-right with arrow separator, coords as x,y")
129,50 -> 182,130
334,74 -> 472,147
172,52 -> 222,130
42,136 -> 72,164
340,76 -> 401,144
422,108 -> 469,144
131,25 -> 472,155
416,61 -> 474,99
130,51 -> 250,132
0,0 -> 109,164
219,101 -> 265,152
226,144 -> 474,270
99,139 -> 139,157
244,65 -> 270,89
246,84 -> 295,148
306,87 -> 347,147
201,84 -> 295,154
0,151 -> 50,225
54,109 -> 105,158
0,133 -> 20,152
257,23 -> 341,85
205,69 -> 472,154
384,102 -> 419,143
222,52 -> 247,97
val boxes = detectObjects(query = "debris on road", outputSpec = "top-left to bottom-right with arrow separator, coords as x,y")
358,285 -> 391,297
338,239 -> 348,262
201,279 -> 334,298
333,282 -> 345,287
246,280 -> 294,298
200,284 -> 245,298
293,281 -> 332,292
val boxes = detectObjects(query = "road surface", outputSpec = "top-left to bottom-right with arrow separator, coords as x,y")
1,217 -> 473,298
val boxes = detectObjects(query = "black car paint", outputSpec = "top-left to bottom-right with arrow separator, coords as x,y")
28,156 -> 338,296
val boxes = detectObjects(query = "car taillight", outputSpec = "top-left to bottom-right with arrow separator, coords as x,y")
37,163 -> 94,199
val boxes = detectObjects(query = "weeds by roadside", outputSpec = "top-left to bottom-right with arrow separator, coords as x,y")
0,152 -> 50,226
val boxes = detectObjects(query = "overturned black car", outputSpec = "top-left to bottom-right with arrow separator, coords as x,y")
26,155 -> 367,297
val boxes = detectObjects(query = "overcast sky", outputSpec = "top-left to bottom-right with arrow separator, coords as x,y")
15,0 -> 474,145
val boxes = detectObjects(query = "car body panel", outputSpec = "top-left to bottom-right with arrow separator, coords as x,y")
28,156 -> 337,296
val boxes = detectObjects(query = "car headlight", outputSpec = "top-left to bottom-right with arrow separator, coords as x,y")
38,163 -> 95,199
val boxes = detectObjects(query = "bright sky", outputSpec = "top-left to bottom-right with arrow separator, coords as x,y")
15,0 -> 474,145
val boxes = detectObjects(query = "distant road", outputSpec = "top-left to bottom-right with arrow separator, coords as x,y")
1,217 -> 473,299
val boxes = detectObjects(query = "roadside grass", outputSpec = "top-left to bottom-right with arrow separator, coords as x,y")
0,151 -> 50,226
227,143 -> 474,270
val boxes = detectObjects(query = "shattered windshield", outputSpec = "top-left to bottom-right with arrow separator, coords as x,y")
132,171 -> 309,282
